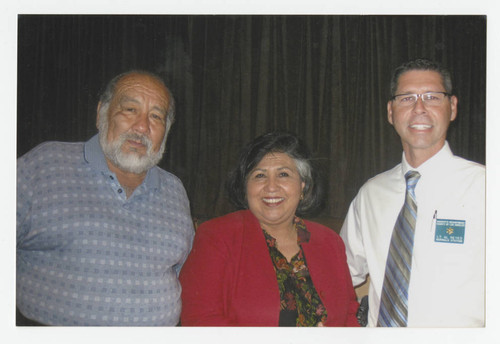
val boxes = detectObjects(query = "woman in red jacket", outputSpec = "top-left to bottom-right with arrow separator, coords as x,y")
180,132 -> 359,326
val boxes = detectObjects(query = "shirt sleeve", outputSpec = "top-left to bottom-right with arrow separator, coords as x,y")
173,188 -> 195,277
334,233 -> 362,327
16,151 -> 36,244
173,227 -> 194,276
340,196 -> 369,287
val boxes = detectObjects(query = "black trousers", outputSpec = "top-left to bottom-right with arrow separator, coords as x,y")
16,308 -> 46,326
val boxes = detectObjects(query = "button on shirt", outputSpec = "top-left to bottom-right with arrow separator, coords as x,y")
17,135 -> 195,326
340,142 -> 485,327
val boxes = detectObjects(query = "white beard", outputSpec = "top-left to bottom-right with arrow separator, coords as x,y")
99,131 -> 165,174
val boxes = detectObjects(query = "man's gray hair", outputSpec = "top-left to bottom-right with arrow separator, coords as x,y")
98,70 -> 175,135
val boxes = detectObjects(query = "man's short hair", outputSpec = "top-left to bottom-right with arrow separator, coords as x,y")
99,70 -> 176,131
390,58 -> 453,98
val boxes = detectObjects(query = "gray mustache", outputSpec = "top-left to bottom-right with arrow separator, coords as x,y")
122,132 -> 152,150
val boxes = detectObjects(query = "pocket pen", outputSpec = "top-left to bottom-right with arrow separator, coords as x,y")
430,210 -> 437,232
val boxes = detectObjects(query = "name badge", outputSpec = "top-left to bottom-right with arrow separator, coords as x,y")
434,219 -> 466,244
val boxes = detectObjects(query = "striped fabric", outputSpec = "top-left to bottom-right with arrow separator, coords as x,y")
377,170 -> 420,327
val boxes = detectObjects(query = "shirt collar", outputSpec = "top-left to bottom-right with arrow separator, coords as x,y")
84,134 -> 109,172
401,141 -> 454,178
83,134 -> 161,191
294,217 -> 311,244
262,217 -> 311,245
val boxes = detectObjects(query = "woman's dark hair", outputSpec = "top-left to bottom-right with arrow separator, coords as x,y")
226,132 -> 323,217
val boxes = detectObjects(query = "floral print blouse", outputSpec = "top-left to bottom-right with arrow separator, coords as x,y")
263,217 -> 328,326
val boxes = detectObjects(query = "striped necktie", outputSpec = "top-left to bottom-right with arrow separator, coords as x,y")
377,170 -> 421,327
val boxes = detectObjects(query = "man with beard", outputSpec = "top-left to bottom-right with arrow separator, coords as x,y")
16,71 -> 195,326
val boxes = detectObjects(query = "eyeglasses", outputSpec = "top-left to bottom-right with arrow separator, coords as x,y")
391,92 -> 450,107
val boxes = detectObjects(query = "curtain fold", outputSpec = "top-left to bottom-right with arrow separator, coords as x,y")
17,15 -> 486,222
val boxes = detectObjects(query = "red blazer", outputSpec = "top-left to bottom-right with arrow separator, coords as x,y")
180,210 -> 359,326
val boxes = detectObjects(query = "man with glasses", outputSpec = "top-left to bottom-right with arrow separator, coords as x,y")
340,59 -> 485,327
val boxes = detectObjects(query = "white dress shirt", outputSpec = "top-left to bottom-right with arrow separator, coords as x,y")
340,142 -> 485,327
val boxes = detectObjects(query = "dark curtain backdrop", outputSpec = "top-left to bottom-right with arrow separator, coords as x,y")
17,15 -> 486,226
